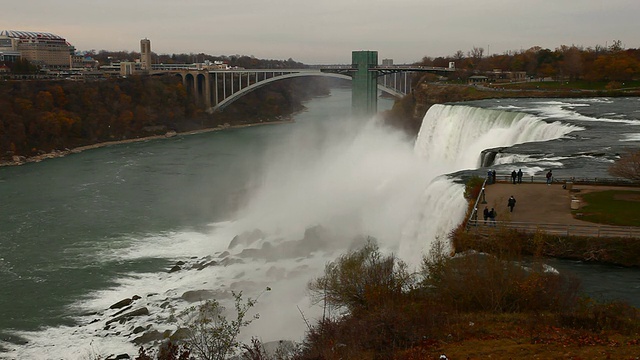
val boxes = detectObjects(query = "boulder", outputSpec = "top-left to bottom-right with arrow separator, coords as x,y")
132,326 -> 147,334
181,290 -> 216,303
133,330 -> 164,345
109,298 -> 133,310
112,305 -> 133,318
105,354 -> 131,360
106,307 -> 149,325
228,229 -> 265,249
169,327 -> 191,342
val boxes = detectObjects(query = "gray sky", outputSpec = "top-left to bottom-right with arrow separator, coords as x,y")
4,0 -> 639,64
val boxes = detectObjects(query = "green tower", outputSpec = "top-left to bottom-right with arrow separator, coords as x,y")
351,50 -> 378,118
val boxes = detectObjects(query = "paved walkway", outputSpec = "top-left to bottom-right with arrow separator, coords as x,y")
479,181 -> 639,226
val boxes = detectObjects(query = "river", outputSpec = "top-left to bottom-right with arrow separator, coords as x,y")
1,89 -> 639,359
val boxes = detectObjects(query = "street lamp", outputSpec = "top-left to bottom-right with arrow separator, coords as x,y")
481,187 -> 487,204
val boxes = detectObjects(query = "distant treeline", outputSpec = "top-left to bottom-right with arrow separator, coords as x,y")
0,75 -> 332,160
422,41 -> 640,82
86,50 -> 306,70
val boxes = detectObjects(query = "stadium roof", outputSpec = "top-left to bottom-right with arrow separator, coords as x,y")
0,30 -> 65,40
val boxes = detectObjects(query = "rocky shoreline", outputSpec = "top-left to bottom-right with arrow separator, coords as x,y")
0,120 -> 292,168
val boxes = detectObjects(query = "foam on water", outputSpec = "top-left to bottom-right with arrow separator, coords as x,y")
622,133 -> 640,141
528,100 -> 640,125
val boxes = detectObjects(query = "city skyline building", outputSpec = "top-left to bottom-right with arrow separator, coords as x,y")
0,30 -> 74,68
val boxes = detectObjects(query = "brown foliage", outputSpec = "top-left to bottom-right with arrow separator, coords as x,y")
609,149 -> 640,182
0,76 -> 329,161
295,236 -> 629,360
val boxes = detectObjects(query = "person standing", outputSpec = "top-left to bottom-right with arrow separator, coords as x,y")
487,170 -> 493,185
483,206 -> 489,224
517,169 -> 523,183
511,170 -> 517,184
489,208 -> 497,226
492,170 -> 497,184
546,170 -> 553,185
508,195 -> 516,212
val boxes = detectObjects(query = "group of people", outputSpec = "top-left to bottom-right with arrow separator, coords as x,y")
486,169 -> 497,184
483,206 -> 497,225
488,169 -> 554,185
480,168 -> 557,226
482,195 -> 517,225
510,169 -> 524,184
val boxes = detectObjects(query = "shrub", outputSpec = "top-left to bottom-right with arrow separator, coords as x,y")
307,239 -> 412,315
421,238 -> 580,313
178,291 -> 260,360
558,297 -> 640,334
608,149 -> 640,182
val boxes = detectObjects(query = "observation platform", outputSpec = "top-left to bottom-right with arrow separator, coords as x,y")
468,180 -> 640,238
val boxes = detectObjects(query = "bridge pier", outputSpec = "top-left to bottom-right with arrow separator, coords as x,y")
179,70 -> 212,108
351,51 -> 379,118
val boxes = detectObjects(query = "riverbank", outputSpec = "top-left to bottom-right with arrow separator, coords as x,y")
0,119 -> 293,168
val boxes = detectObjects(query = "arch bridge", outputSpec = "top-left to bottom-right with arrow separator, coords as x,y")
167,51 -> 454,117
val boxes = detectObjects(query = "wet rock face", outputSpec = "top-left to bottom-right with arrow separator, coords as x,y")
110,298 -> 134,309
106,307 -> 150,326
228,229 -> 266,249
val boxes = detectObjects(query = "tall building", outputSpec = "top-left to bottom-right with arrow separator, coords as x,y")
0,30 -> 74,68
140,38 -> 151,72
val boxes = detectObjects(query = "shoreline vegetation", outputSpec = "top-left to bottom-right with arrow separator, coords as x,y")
0,119 -> 293,167
0,75 -> 334,166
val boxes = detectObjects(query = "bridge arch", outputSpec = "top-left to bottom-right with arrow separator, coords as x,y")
177,70 -> 212,107
211,72 -> 402,112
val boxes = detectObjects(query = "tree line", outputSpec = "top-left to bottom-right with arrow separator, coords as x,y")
0,75 -> 331,161
421,41 -> 640,82
85,50 -> 306,70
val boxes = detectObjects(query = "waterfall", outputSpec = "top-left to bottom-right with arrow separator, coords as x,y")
414,104 -> 582,170
398,104 -> 582,265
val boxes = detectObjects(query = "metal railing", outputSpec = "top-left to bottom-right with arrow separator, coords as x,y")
466,178 -> 488,229
488,174 -> 636,187
466,220 -> 640,238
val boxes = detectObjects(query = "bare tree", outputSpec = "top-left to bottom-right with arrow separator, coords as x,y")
608,150 -> 640,182
468,46 -> 484,60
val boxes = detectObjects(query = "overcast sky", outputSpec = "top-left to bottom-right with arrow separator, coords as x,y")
4,0 -> 639,64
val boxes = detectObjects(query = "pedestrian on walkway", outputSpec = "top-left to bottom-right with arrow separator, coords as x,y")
546,170 -> 553,185
511,170 -> 517,184
489,208 -> 497,226
487,170 -> 493,184
517,169 -> 523,183
492,170 -> 497,184
483,206 -> 489,224
508,195 -> 516,212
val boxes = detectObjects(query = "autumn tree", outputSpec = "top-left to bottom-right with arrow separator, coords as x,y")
609,149 -> 640,182
557,45 -> 583,80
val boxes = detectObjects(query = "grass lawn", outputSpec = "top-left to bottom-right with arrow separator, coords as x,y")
574,190 -> 640,226
400,313 -> 640,360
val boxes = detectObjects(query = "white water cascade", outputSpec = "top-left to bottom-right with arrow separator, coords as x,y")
5,103 -> 581,359
415,104 -> 583,170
